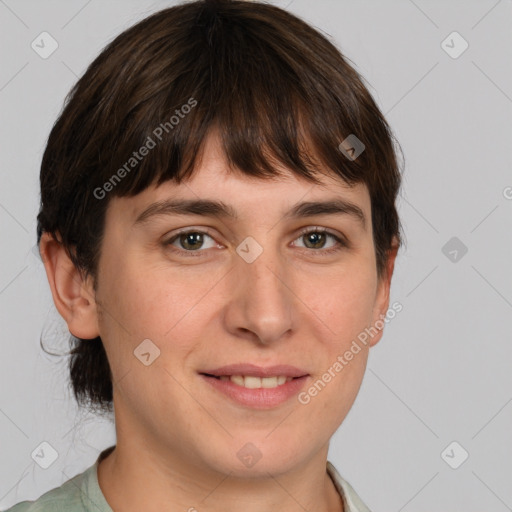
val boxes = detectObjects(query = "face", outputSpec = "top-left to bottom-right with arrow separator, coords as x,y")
88,131 -> 394,478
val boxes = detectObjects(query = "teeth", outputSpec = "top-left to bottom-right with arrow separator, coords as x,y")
219,375 -> 293,388
231,375 -> 245,386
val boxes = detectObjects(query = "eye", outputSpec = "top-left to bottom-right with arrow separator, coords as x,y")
164,227 -> 348,258
293,227 -> 348,255
164,229 -> 219,256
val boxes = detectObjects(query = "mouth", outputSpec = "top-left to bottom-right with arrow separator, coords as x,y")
200,373 -> 301,389
198,364 -> 310,408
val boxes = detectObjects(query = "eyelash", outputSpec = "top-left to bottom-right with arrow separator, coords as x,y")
163,226 -> 348,258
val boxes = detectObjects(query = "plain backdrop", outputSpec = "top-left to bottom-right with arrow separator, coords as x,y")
1,1 -> 511,510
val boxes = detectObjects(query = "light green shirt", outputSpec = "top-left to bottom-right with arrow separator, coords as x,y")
4,446 -> 371,511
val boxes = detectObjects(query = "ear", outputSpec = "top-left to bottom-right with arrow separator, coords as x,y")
39,232 -> 100,340
368,237 -> 399,348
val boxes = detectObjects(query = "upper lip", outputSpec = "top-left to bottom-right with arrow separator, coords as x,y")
200,363 -> 309,378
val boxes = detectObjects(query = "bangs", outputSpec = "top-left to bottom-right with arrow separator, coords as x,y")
86,3 -> 371,199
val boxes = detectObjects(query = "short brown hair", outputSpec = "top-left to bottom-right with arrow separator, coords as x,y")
37,0 -> 403,414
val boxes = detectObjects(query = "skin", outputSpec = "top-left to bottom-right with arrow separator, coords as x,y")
40,130 -> 398,512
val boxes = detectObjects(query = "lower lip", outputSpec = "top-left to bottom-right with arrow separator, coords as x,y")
200,374 -> 309,409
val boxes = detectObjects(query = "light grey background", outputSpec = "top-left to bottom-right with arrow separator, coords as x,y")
1,0 -> 511,510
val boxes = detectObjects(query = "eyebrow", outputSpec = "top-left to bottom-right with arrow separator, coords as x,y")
133,198 -> 366,229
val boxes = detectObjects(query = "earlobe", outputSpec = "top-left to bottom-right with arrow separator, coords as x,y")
39,232 -> 100,340
369,237 -> 400,347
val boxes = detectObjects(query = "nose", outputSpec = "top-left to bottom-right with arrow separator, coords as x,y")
223,239 -> 295,345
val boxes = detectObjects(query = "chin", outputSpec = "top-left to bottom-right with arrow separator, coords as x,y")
197,435 -> 310,478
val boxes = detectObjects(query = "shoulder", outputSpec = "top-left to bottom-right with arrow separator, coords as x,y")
3,465 -> 98,512
327,461 -> 373,512
4,446 -> 115,512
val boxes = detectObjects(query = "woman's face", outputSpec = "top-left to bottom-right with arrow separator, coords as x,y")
91,131 -> 395,477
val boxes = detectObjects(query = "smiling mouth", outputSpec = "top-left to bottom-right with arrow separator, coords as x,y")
201,373 -> 302,389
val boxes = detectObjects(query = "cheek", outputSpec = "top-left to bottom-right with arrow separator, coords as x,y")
97,257 -> 226,355
299,271 -> 374,428
305,264 -> 378,345
295,264 -> 376,416
94,260 -> 209,413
